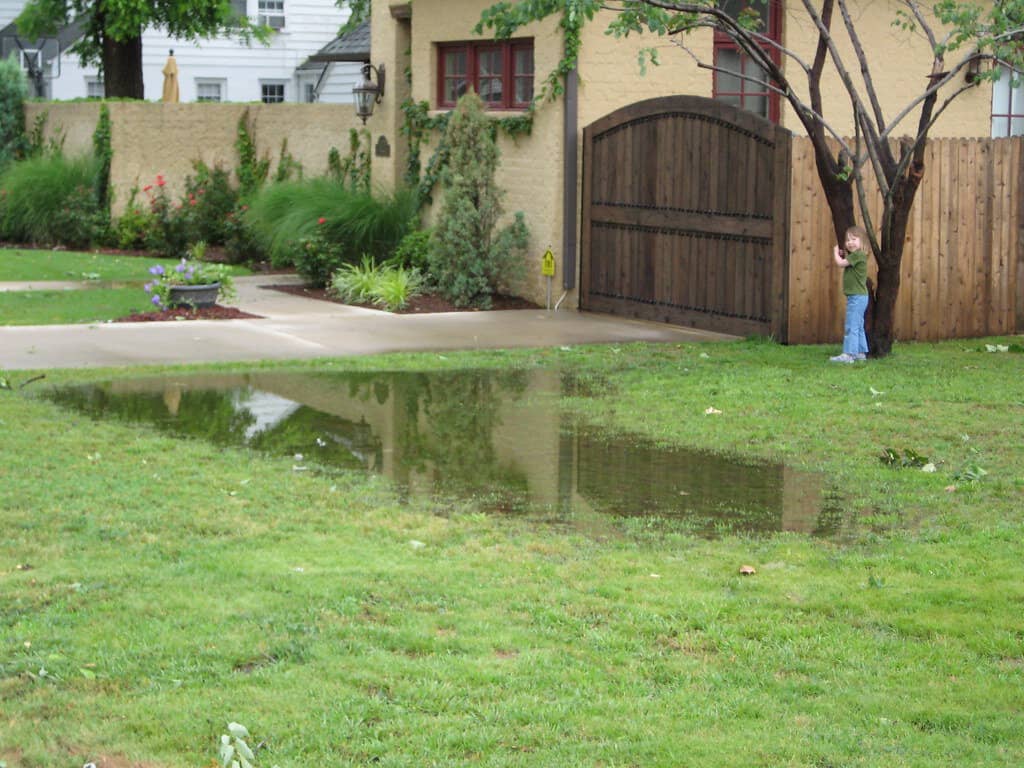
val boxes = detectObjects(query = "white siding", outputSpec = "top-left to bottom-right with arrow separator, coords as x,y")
317,61 -> 362,104
43,0 -> 360,103
0,0 -> 23,28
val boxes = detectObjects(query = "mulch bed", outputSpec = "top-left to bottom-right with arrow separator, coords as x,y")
265,284 -> 541,314
115,306 -> 262,322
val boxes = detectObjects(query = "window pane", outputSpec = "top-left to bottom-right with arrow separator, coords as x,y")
1011,116 -> 1024,136
715,49 -> 742,94
513,48 -> 533,76
479,76 -> 502,103
514,76 -> 533,104
744,93 -> 768,117
720,0 -> 770,29
479,48 -> 503,77
444,50 -> 466,76
993,67 -> 1011,115
444,77 -> 467,104
261,83 -> 284,103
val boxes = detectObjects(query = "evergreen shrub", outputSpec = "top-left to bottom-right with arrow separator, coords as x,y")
0,57 -> 27,171
429,92 -> 529,308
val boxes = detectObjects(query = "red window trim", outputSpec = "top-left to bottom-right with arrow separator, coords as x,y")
712,0 -> 783,123
992,66 -> 1024,136
437,39 -> 534,110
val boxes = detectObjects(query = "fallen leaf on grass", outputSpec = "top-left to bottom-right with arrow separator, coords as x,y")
921,463 -> 936,473
945,485 -> 957,493
704,407 -> 722,415
739,565 -> 757,575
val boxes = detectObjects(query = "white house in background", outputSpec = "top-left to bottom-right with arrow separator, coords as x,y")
1,0 -> 362,103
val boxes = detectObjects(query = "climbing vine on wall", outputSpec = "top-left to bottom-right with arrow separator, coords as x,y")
327,128 -> 372,192
92,103 -> 113,220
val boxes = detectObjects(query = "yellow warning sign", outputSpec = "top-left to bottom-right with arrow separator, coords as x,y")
541,249 -> 556,277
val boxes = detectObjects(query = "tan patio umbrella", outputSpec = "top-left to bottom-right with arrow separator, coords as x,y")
161,49 -> 179,103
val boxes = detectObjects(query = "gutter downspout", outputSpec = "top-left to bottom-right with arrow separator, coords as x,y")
562,65 -> 578,293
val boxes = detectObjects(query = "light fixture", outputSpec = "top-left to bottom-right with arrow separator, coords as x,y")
965,55 -> 983,85
353,63 -> 385,124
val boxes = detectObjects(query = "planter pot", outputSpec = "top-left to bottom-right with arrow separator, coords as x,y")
168,282 -> 220,309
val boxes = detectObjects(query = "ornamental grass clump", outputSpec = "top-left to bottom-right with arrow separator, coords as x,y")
329,256 -> 425,312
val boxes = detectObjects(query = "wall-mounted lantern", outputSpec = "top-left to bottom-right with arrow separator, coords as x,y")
965,55 -> 983,85
353,63 -> 385,124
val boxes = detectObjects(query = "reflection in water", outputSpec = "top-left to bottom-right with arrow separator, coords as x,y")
43,370 -> 842,537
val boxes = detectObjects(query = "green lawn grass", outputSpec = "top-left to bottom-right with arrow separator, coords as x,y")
0,248 -> 183,282
0,287 -> 155,325
1,340 -> 1023,767
0,249 -> 252,325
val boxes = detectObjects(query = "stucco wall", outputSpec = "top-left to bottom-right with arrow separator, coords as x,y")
24,102 -> 364,216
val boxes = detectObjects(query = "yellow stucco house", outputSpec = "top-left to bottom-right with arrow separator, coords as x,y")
362,0 -> 1022,343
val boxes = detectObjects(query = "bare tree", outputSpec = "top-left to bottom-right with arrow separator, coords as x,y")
478,0 -> 1024,356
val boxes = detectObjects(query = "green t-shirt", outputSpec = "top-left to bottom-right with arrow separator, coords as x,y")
843,249 -> 868,296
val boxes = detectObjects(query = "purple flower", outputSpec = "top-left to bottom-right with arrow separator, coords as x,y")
151,295 -> 163,306
175,261 -> 187,273
185,269 -> 195,281
149,265 -> 165,276
144,282 -> 153,293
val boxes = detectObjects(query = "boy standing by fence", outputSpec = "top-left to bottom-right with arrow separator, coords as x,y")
830,225 -> 869,363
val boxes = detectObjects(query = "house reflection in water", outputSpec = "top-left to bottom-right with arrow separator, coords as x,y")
45,369 -> 835,537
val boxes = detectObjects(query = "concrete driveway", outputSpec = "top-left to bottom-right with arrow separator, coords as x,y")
0,275 -> 736,370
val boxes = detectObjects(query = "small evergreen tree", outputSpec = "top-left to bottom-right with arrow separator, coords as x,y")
430,91 -> 528,308
0,56 -> 28,170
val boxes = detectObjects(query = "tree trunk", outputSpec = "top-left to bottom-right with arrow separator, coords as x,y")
102,33 -> 144,99
871,257 -> 902,357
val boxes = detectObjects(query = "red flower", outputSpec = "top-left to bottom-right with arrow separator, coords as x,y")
156,175 -> 166,187
317,217 -> 326,225
189,199 -> 197,206
143,184 -> 153,192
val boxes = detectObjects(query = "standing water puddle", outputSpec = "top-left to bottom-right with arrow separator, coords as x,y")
42,369 -> 842,537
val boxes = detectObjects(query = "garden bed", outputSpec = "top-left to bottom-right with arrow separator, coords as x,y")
115,305 -> 262,322
266,283 -> 541,313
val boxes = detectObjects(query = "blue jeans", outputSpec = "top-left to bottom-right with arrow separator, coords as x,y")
843,293 -> 869,356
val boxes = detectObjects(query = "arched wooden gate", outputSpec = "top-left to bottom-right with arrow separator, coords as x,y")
581,96 -> 792,339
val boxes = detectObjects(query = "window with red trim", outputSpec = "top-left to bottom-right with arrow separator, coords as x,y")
713,0 -> 783,122
992,65 -> 1024,137
437,39 -> 534,109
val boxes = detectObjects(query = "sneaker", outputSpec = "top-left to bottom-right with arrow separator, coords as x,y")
854,353 -> 867,361
829,353 -> 856,363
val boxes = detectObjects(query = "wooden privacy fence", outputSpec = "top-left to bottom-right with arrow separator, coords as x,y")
787,136 -> 1024,344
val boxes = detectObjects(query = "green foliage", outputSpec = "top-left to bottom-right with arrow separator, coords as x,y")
25,111 -> 65,158
245,179 -> 418,278
143,256 -> 237,309
336,0 -> 370,35
91,103 -> 113,222
430,92 -> 529,308
387,227 -> 433,272
235,109 -> 270,198
0,153 -> 105,247
879,447 -> 930,468
326,129 -> 371,191
0,56 -> 28,170
137,175 -> 188,258
330,257 -> 426,311
274,138 -> 303,183
183,161 -> 239,245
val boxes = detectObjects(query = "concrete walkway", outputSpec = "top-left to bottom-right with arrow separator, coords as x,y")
0,275 -> 736,370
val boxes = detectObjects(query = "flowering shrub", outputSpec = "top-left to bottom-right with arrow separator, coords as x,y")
293,217 -> 346,287
143,256 -> 236,310
140,175 -> 189,258
182,162 -> 238,245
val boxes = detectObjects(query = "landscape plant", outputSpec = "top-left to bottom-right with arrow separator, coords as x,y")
430,92 -> 529,308
0,55 -> 28,171
0,152 -> 104,247
245,179 -> 418,278
330,257 -> 426,311
143,251 -> 237,310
